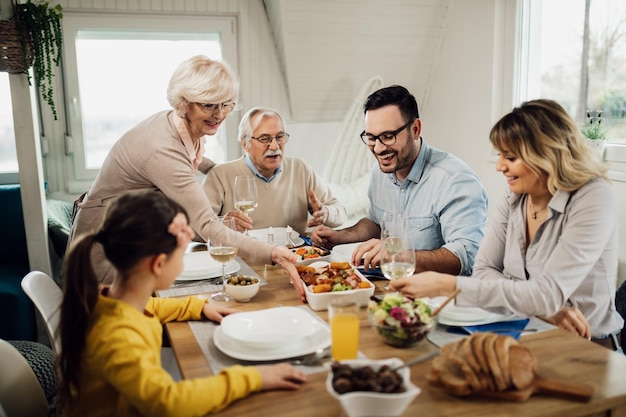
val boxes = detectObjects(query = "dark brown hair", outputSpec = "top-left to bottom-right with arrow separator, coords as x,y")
57,190 -> 187,411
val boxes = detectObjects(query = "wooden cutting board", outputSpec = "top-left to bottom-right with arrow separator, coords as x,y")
478,375 -> 594,402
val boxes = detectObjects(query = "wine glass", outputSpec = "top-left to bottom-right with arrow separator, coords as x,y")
210,216 -> 239,301
379,212 -> 415,291
233,176 -> 258,235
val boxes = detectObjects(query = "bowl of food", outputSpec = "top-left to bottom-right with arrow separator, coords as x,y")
367,293 -> 436,348
291,245 -> 331,265
297,261 -> 374,311
224,275 -> 260,302
326,358 -> 421,417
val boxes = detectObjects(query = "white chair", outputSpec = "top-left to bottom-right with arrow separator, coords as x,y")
0,339 -> 50,417
21,271 -> 62,354
324,75 -> 383,226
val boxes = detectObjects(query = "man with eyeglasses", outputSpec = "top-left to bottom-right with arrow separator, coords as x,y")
202,106 -> 347,234
311,85 -> 488,276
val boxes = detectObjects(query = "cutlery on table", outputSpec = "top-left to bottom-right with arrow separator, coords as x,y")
390,350 -> 440,372
172,277 -> 222,288
289,347 -> 331,366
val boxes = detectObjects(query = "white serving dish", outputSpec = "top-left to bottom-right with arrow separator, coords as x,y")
214,319 -> 330,361
329,242 -> 360,262
177,252 -> 241,280
291,245 -> 332,265
326,358 -> 421,417
220,306 -> 322,348
302,261 -> 375,311
248,227 -> 305,247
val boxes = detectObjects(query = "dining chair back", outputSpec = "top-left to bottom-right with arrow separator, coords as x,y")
21,271 -> 62,354
0,339 -> 50,417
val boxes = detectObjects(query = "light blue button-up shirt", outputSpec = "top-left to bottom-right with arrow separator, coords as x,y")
367,139 -> 488,275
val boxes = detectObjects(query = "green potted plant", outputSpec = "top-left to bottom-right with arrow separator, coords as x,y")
581,110 -> 608,154
13,0 -> 63,120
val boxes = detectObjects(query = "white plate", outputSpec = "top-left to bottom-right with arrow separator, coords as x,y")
177,252 -> 241,281
214,322 -> 330,361
437,303 -> 514,326
220,307 -> 322,349
330,242 -> 361,262
291,246 -> 332,265
248,227 -> 305,247
302,261 -> 375,311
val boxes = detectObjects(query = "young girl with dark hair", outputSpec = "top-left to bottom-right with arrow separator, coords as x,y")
57,190 -> 306,416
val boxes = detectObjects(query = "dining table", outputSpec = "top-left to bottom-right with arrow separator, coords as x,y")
159,253 -> 626,417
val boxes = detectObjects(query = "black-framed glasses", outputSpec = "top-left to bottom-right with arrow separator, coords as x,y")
360,120 -> 413,146
251,132 -> 290,145
197,101 -> 236,114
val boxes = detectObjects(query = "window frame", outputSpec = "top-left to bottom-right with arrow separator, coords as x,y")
58,12 -> 238,194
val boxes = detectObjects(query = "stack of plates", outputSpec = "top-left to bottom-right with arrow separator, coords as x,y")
215,307 -> 330,361
437,303 -> 514,326
178,252 -> 241,281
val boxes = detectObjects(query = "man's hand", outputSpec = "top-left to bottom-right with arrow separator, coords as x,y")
310,225 -> 339,248
352,238 -> 382,269
307,190 -> 329,227
225,210 -> 253,233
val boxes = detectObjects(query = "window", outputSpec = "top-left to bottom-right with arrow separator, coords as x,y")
521,0 -> 626,142
59,13 -> 238,193
0,73 -> 19,178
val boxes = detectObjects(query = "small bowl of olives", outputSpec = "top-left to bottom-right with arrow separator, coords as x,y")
224,275 -> 260,302
326,358 -> 421,417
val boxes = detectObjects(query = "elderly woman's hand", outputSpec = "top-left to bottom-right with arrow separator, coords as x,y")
225,210 -> 253,233
540,306 -> 591,339
271,246 -> 306,302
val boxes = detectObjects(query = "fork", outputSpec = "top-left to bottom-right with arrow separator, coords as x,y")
172,278 -> 222,288
289,347 -> 330,366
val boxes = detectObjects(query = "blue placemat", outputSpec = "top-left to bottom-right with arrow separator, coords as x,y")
446,318 -> 530,340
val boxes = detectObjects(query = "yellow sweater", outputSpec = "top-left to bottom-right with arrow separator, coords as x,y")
64,295 -> 262,417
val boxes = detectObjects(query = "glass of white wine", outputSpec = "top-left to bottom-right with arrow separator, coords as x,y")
379,212 -> 415,291
233,175 -> 258,235
210,216 -> 239,302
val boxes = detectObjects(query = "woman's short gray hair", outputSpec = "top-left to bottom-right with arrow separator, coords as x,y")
238,107 -> 287,145
167,55 -> 240,117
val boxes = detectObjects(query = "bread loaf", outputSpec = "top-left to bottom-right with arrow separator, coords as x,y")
429,333 -> 537,397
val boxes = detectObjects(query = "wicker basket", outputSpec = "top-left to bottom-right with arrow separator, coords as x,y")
0,18 -> 33,74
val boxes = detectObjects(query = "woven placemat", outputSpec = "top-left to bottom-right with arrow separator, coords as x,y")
159,257 -> 266,298
189,306 -> 367,376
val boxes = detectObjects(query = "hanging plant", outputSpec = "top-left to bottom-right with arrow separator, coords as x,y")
13,0 -> 63,120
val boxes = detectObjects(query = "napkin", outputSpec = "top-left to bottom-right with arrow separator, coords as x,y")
446,318 -> 530,340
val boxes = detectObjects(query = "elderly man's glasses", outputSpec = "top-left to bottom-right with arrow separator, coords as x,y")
197,102 -> 236,114
360,120 -> 413,146
251,132 -> 290,145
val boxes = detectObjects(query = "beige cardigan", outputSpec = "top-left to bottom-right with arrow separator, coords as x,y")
69,110 -> 273,283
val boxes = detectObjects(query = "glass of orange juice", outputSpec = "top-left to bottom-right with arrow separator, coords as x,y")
328,301 -> 360,360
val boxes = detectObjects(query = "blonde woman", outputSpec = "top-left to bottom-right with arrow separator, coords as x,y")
391,99 -> 624,352
68,56 -> 304,299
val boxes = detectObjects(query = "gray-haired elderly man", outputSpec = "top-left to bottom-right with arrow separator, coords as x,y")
202,106 -> 347,234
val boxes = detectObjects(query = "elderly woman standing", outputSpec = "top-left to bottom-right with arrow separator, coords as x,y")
391,99 -> 624,352
68,55 -> 303,299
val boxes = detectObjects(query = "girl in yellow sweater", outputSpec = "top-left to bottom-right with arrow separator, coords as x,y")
58,190 -> 306,416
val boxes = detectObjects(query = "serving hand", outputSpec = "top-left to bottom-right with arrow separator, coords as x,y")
225,210 -> 253,233
307,190 -> 329,227
271,246 -> 306,302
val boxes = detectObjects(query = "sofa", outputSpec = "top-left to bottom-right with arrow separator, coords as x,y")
0,184 -> 36,341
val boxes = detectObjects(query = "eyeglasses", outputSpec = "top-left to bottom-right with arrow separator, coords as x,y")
360,120 -> 413,146
196,102 -> 236,114
251,132 -> 290,145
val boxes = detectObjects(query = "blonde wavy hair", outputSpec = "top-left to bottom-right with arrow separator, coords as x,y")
167,55 -> 240,117
489,99 -> 608,194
